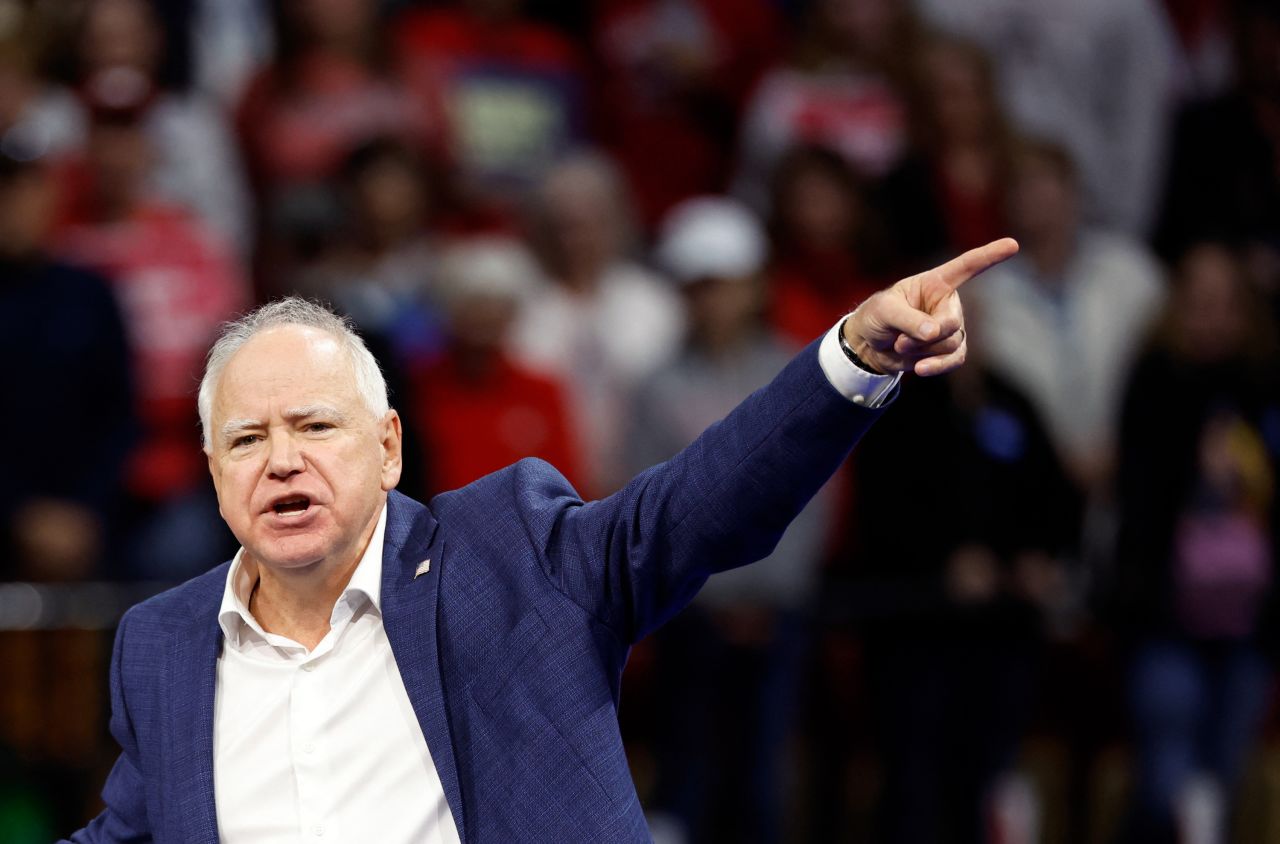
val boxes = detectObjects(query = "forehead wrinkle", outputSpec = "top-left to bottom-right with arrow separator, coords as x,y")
212,331 -> 373,446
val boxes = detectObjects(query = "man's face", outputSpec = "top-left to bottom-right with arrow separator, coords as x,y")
206,325 -> 402,574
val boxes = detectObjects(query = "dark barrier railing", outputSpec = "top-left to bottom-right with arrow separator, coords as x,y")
0,582 -> 176,631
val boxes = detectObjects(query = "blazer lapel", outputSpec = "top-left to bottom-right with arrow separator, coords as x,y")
380,492 -> 467,842
167,609 -> 222,844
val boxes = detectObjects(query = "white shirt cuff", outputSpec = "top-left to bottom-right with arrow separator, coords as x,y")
817,318 -> 902,408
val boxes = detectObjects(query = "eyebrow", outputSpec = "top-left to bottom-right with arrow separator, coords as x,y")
220,418 -> 263,444
282,405 -> 349,425
218,406 -> 350,445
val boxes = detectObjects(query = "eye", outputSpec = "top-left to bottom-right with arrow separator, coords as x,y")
231,434 -> 261,449
305,422 -> 333,433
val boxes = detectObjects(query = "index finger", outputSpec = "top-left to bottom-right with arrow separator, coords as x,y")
934,237 -> 1019,291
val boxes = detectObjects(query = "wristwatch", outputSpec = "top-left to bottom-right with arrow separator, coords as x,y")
837,318 -> 884,375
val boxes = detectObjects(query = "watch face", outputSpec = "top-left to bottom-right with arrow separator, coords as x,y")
839,334 -> 876,374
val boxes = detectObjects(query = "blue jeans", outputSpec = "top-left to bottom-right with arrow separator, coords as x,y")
652,607 -> 810,844
1129,639 -> 1272,833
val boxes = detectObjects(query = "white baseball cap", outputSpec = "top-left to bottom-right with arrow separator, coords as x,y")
657,196 -> 767,284
436,237 -> 540,306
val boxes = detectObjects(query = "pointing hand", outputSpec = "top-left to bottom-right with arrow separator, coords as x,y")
842,238 -> 1019,377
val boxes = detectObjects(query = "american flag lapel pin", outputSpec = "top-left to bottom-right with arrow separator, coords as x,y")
414,559 -> 431,579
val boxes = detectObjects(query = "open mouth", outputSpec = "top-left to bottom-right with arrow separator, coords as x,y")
272,495 -> 312,516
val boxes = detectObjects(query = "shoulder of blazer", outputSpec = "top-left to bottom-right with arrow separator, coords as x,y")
123,562 -> 231,635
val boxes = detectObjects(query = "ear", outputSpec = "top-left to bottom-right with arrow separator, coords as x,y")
206,447 -> 227,521
379,410 -> 404,492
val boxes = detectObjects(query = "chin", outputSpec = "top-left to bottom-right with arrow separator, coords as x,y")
252,532 -> 338,571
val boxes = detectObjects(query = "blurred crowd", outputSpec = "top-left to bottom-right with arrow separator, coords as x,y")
3,0 -> 1280,842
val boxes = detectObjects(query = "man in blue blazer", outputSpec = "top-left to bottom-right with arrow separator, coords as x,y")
64,239 -> 1017,843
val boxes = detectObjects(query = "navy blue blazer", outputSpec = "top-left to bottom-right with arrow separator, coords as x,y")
66,339 -> 886,842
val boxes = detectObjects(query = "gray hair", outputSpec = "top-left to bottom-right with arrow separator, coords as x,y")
197,297 -> 389,450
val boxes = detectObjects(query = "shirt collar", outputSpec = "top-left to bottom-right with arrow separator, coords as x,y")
217,502 -> 389,646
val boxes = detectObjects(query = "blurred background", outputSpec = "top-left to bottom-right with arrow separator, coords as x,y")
2,0 -> 1280,842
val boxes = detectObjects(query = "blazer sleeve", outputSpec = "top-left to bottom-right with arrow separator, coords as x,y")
515,337 -> 886,644
63,609 -> 152,843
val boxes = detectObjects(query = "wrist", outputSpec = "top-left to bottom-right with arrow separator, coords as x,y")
838,316 -> 884,375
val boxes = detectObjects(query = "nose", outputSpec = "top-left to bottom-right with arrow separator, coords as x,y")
266,431 -> 305,480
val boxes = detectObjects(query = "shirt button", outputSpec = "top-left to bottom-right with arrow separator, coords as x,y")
302,662 -> 316,672
313,825 -> 324,837
303,741 -> 315,754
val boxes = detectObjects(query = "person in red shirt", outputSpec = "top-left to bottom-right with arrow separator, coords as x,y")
53,84 -> 250,578
878,33 -> 1013,267
590,0 -> 783,227
67,0 -> 253,255
411,237 -> 582,495
766,144 -> 894,345
236,0 -> 447,292
733,0 -> 923,210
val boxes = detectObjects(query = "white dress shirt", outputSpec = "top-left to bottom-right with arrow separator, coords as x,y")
213,505 -> 461,844
818,319 -> 902,408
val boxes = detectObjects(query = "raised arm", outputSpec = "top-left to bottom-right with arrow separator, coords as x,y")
518,241 -> 1019,643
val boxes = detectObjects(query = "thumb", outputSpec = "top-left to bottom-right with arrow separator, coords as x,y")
859,291 -> 940,346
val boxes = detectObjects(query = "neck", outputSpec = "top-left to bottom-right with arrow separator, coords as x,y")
312,34 -> 370,61
363,222 -> 419,253
560,268 -> 598,295
695,324 -> 753,360
245,506 -> 382,649
1025,229 -> 1073,280
453,343 -> 501,379
942,137 -> 987,158
94,192 -> 137,224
